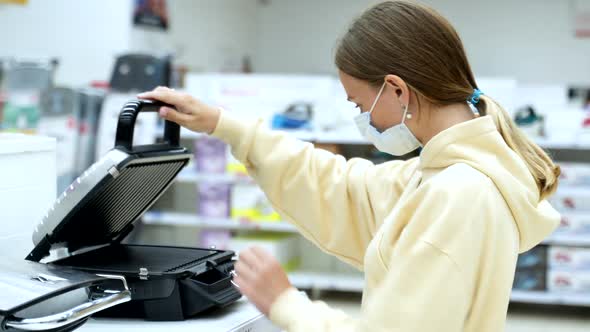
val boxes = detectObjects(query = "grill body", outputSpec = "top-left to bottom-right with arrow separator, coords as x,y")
26,100 -> 241,321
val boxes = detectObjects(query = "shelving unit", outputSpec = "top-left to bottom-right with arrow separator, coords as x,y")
289,275 -> 590,307
176,170 -> 254,184
143,212 -> 298,233
144,212 -> 590,247
171,127 -> 590,149
288,271 -> 365,293
168,127 -> 368,145
516,140 -> 590,307
543,234 -> 590,247
510,290 -> 590,307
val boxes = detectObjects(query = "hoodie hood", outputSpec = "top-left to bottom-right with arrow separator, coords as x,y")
418,96 -> 560,252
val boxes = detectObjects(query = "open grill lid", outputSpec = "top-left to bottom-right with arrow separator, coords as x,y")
28,100 -> 191,262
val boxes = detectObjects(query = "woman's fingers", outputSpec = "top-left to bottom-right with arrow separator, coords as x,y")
231,246 -> 293,316
250,246 -> 269,260
234,259 -> 256,282
138,87 -> 192,111
159,106 -> 192,126
138,86 -> 221,134
238,247 -> 263,272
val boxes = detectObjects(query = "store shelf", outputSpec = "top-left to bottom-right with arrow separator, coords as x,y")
287,272 -> 590,305
288,271 -> 365,292
534,137 -> 590,150
510,290 -> 590,307
176,170 -> 253,184
162,126 -> 371,145
543,234 -> 590,247
142,212 -> 298,233
287,274 -> 590,306
155,120 -> 590,150
287,273 -> 590,306
158,127 -> 590,149
278,129 -> 368,145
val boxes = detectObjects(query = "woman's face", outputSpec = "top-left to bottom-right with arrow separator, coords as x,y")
338,70 -> 406,132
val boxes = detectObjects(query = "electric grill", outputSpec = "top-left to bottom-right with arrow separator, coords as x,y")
26,100 -> 241,321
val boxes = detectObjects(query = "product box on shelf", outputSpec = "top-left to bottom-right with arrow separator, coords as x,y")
547,269 -> 590,293
198,182 -> 231,218
550,187 -> 590,212
516,245 -> 547,270
558,163 -> 590,186
513,246 -> 548,291
226,150 -> 248,175
194,136 -> 227,173
231,183 -> 281,222
513,268 -> 546,291
229,233 -> 300,271
549,246 -> 590,270
553,212 -> 590,235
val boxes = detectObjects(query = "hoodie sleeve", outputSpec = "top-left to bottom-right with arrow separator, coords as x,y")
267,178 -> 490,332
268,241 -> 468,332
211,111 -> 417,268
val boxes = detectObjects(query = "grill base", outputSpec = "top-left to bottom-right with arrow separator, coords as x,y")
53,244 -> 218,275
50,244 -> 241,321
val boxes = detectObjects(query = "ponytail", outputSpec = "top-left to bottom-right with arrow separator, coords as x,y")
483,96 -> 560,200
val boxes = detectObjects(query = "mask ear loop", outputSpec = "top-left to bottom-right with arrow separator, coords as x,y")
368,82 -> 387,115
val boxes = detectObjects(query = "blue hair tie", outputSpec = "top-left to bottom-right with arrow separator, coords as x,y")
468,89 -> 483,105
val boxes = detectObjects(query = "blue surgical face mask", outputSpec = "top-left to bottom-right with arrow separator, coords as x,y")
353,82 -> 421,156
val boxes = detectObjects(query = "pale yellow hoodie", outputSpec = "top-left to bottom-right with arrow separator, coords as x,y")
211,96 -> 560,332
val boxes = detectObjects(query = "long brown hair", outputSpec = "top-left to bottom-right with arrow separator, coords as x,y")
335,0 -> 559,200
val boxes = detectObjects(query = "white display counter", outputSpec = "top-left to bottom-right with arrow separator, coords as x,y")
79,299 -> 280,332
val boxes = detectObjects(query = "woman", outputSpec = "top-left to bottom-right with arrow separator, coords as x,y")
139,1 -> 560,331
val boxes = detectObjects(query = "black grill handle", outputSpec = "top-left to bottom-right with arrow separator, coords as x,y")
115,99 -> 180,151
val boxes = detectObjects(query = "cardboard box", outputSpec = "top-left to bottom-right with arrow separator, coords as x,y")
231,183 -> 280,222
198,182 -> 231,218
554,212 -> 590,235
548,269 -> 590,292
517,245 -> 547,270
194,136 -> 227,174
550,187 -> 590,212
513,268 -> 546,291
558,162 -> 590,186
549,246 -> 590,270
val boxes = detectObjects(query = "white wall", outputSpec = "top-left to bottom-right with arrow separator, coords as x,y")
130,0 -> 258,73
252,0 -> 590,85
0,0 -> 257,86
253,0 -> 373,75
0,0 -> 133,86
2,0 -> 588,86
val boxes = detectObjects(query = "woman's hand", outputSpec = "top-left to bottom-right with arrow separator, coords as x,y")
233,246 -> 294,316
137,86 -> 220,134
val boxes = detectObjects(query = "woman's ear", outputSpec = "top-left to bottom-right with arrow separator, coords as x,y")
384,74 -> 410,107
